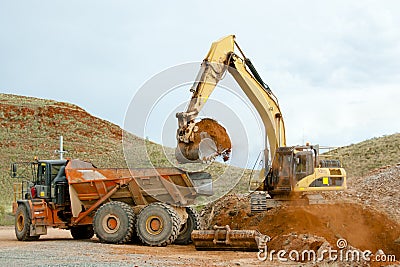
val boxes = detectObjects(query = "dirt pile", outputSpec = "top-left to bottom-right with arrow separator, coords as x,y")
268,233 -> 328,255
202,194 -> 400,257
266,233 -> 372,265
324,163 -> 400,222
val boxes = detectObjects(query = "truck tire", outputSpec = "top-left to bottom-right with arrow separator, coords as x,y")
136,202 -> 181,246
174,207 -> 200,245
70,225 -> 94,240
93,201 -> 135,244
15,205 -> 40,241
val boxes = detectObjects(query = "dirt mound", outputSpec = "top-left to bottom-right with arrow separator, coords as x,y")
325,163 -> 400,223
177,118 -> 231,162
202,194 -> 400,257
268,233 -> 327,255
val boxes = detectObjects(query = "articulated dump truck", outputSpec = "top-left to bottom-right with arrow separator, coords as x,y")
11,158 -> 212,246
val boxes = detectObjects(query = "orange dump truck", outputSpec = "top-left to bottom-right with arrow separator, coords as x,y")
11,159 -> 211,246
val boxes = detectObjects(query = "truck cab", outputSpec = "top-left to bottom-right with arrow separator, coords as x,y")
33,160 -> 68,202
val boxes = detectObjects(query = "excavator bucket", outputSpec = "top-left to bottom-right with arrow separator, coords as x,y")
191,225 -> 270,251
176,118 -> 231,163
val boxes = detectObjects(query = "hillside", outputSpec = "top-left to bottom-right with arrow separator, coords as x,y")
329,133 -> 400,178
0,93 -> 141,206
0,94 -> 129,164
1,93 -> 399,207
0,94 -> 234,208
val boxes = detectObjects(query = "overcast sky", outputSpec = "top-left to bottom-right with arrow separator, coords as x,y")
1,0 -> 399,150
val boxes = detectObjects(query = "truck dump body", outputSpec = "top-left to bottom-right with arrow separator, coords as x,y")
65,160 -> 210,221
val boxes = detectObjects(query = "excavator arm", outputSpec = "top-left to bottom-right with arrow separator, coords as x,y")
176,35 -> 286,163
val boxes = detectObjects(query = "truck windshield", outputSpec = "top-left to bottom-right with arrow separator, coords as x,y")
50,164 -> 64,181
37,163 -> 46,184
37,163 -> 65,185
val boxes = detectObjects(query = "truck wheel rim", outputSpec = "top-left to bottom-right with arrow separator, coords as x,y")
17,214 -> 24,232
102,214 -> 120,234
145,216 -> 163,235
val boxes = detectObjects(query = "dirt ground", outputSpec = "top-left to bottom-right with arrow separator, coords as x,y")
2,199 -> 399,266
1,164 -> 399,266
201,194 -> 400,266
0,226 -> 282,267
2,206 -> 399,267
207,196 -> 400,257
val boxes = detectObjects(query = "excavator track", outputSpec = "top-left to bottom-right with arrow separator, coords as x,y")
250,192 -> 280,212
250,191 -> 329,212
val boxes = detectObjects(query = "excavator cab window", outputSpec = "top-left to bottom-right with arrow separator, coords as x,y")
280,155 -> 292,177
270,151 -> 293,191
294,152 -> 314,181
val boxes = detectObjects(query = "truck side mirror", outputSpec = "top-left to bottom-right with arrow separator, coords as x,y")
11,163 -> 17,178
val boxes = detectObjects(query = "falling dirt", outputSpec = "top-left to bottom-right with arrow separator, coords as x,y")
204,194 -> 400,258
177,118 -> 231,161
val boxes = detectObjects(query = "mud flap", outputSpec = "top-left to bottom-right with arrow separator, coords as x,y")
191,225 -> 270,251
30,224 -> 47,236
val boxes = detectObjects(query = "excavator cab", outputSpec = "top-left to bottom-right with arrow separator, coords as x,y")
268,147 -> 297,193
266,145 -> 346,195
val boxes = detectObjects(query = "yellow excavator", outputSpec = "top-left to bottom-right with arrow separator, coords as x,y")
176,34 -> 346,198
175,35 -> 347,250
